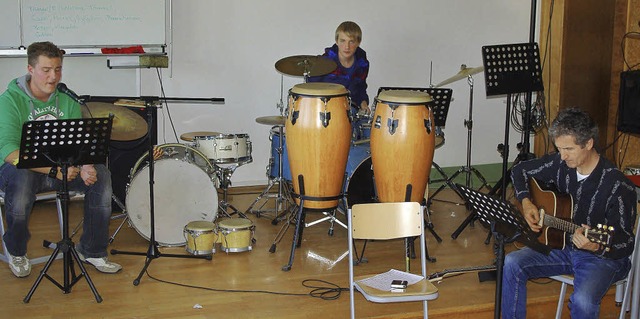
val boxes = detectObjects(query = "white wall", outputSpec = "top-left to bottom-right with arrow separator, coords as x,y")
0,0 -> 537,186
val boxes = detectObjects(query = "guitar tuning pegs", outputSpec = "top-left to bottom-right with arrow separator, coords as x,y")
597,223 -> 603,229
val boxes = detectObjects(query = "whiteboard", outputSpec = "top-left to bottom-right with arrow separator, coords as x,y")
0,0 -> 21,49
18,0 -> 165,47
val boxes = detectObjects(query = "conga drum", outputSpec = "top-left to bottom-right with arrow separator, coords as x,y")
286,82 -> 351,210
370,90 -> 435,202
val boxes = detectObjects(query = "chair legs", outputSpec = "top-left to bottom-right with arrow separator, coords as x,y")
554,282 -> 568,319
0,193 -> 64,265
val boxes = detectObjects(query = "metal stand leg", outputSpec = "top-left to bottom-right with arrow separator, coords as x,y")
304,209 -> 347,236
24,170 -> 102,303
246,125 -> 293,223
70,194 -> 129,245
216,164 -> 248,219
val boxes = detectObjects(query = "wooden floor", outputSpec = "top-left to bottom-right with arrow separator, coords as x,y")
0,186 -> 628,318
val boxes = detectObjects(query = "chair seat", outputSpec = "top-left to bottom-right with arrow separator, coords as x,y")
354,275 -> 439,302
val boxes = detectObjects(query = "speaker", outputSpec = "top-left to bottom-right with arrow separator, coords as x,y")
108,106 -> 157,211
618,70 -> 640,134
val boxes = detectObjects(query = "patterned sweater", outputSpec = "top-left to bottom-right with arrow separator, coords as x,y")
307,44 -> 369,108
511,153 -> 637,260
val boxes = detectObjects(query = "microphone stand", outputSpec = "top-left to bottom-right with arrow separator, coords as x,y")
104,95 -> 224,286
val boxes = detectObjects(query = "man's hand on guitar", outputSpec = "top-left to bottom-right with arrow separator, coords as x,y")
521,198 -> 542,232
572,225 -> 601,252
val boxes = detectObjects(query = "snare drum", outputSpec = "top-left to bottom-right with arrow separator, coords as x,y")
217,218 -> 255,253
126,143 -> 218,246
286,83 -> 352,210
184,221 -> 217,255
193,133 -> 252,164
371,90 -> 435,202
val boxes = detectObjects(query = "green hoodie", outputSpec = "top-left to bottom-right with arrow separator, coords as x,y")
0,75 -> 81,161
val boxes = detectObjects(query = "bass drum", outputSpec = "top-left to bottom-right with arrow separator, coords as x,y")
342,144 -> 376,209
126,143 -> 218,246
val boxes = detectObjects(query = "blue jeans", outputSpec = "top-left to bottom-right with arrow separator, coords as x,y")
501,246 -> 631,319
0,163 -> 112,258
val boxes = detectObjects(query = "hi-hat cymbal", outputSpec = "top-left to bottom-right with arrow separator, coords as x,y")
180,131 -> 221,142
436,65 -> 485,87
256,115 -> 286,126
275,55 -> 337,77
83,102 -> 148,141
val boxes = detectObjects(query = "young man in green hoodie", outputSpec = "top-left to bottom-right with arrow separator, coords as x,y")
0,41 -> 121,277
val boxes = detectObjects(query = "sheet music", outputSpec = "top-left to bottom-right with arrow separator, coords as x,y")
357,269 -> 424,291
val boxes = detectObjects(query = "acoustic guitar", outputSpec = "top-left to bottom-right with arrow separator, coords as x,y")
528,178 -> 613,250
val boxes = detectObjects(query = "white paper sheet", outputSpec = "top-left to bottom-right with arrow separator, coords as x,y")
357,269 -> 424,291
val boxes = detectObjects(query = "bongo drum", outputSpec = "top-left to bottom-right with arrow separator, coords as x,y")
370,90 -> 435,202
216,218 -> 255,253
184,221 -> 217,255
286,82 -> 351,210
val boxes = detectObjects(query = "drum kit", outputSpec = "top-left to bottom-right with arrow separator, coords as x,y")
79,100 -> 257,256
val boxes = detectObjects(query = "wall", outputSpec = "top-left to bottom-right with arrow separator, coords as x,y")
0,0 -> 534,186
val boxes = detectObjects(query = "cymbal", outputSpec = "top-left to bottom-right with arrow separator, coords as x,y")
436,65 -> 485,87
83,102 -> 148,141
180,131 -> 221,142
275,55 -> 337,77
255,115 -> 286,126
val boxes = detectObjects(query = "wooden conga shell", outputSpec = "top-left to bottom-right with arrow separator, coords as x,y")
286,83 -> 351,210
370,90 -> 435,202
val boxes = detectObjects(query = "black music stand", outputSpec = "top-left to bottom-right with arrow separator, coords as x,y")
456,184 -> 549,319
19,118 -> 113,303
452,43 -> 544,240
110,97 -> 211,286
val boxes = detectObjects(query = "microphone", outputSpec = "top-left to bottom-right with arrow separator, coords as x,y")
57,83 -> 88,104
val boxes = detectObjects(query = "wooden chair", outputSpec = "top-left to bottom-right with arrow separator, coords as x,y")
549,219 -> 640,319
0,191 -> 63,265
348,202 -> 439,319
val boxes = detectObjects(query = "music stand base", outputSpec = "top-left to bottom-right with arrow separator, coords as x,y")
24,237 -> 102,303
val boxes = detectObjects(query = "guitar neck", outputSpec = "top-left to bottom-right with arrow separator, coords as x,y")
541,213 -> 579,235
428,264 -> 496,282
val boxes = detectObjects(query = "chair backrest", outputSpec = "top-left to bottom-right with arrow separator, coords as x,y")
351,202 -> 423,240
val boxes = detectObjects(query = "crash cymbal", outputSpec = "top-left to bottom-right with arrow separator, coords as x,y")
179,131 -> 221,142
275,55 -> 337,77
436,65 -> 485,87
83,102 -> 148,141
255,115 -> 286,126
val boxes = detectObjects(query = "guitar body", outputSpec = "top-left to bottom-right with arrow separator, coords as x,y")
529,179 -> 574,249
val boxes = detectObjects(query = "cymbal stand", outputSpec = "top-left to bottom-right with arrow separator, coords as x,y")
431,75 -> 490,205
246,75 -> 294,222
245,125 -> 295,222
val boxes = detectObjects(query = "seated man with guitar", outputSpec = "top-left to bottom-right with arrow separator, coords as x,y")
501,108 -> 637,319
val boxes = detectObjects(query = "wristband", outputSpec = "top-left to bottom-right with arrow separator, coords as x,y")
48,166 -> 59,179
12,157 -> 19,166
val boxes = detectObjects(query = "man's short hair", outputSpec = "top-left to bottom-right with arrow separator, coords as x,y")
335,21 -> 362,43
549,107 -> 599,147
27,42 -> 64,67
